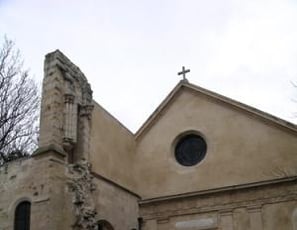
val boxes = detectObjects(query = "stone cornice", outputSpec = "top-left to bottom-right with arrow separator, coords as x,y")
140,176 -> 297,220
32,144 -> 66,159
140,176 -> 297,205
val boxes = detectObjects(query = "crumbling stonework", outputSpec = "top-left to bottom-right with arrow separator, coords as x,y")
67,160 -> 98,230
39,50 -> 93,162
0,152 -> 69,230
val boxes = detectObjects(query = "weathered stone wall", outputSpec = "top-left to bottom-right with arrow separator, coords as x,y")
38,49 -> 138,191
0,153 -> 69,230
139,178 -> 297,230
39,50 -> 93,162
0,153 -> 139,230
28,50 -> 139,230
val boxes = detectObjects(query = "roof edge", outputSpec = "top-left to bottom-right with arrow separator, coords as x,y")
135,80 -> 185,139
92,100 -> 134,136
135,81 -> 297,140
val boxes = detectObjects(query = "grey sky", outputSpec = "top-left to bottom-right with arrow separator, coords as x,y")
1,0 -> 297,132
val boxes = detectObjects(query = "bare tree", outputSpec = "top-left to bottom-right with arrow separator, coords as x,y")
0,37 -> 39,165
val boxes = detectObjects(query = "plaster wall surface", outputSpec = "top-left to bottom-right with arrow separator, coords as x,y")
93,175 -> 139,230
135,87 -> 297,198
90,101 -> 137,191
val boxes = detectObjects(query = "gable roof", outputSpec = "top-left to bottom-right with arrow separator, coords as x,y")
135,80 -> 297,140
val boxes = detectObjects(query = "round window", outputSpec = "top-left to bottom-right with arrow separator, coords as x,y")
175,134 -> 207,166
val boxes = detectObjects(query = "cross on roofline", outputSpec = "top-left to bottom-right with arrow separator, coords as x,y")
178,66 -> 190,81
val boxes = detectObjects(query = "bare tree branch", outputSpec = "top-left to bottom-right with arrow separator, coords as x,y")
0,36 -> 40,165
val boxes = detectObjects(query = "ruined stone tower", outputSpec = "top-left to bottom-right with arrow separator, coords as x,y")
38,50 -> 94,163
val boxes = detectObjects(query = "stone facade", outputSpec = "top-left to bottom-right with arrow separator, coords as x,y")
1,50 -> 297,230
140,177 -> 297,230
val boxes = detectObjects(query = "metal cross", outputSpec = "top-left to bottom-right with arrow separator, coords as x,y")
178,66 -> 190,80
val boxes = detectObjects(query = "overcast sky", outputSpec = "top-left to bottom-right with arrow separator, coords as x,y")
1,0 -> 297,132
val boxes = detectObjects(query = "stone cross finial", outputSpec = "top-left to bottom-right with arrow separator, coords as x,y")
178,66 -> 190,81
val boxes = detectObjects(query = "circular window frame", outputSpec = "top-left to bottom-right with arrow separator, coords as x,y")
172,130 -> 207,167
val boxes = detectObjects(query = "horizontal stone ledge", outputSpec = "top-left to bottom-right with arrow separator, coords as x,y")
32,144 -> 66,159
139,176 -> 297,205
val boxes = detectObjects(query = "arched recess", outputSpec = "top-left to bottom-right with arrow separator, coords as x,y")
97,219 -> 114,230
14,201 -> 31,230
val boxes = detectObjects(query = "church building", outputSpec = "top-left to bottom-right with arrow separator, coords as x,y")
1,50 -> 297,230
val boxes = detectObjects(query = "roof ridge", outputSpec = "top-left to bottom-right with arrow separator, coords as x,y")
134,80 -> 297,140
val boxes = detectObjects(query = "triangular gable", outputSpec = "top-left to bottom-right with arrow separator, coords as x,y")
135,80 -> 297,139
